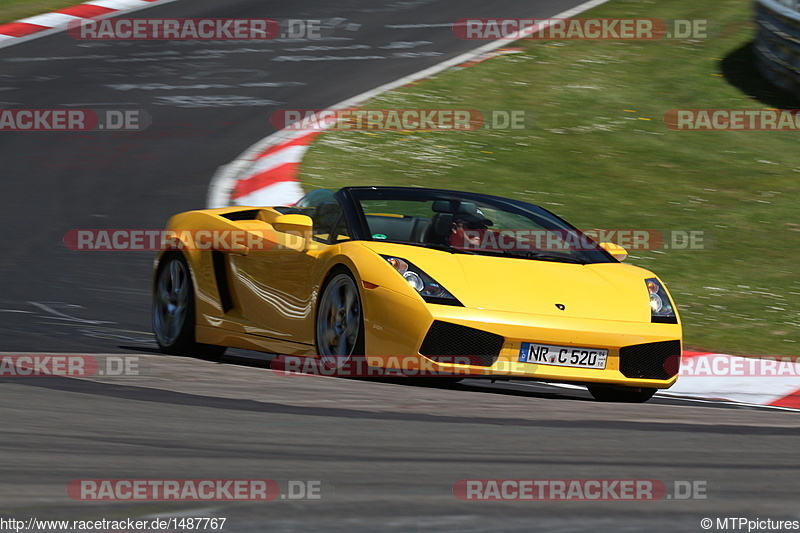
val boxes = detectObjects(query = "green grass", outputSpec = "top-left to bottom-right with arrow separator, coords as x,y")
0,0 -> 85,24
300,0 -> 800,356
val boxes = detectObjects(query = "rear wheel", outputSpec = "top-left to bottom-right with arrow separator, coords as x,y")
152,253 -> 226,359
315,269 -> 365,370
587,385 -> 657,403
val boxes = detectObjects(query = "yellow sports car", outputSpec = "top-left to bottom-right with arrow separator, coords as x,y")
152,186 -> 682,402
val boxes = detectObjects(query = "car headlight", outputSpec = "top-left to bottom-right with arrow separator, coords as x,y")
382,255 -> 462,306
646,278 -> 678,324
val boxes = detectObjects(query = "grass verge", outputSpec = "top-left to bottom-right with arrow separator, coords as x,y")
300,0 -> 800,356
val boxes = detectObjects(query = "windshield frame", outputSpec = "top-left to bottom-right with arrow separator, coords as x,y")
333,186 -> 616,264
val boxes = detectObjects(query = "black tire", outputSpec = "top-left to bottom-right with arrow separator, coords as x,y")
315,267 -> 365,371
587,385 -> 657,403
152,253 -> 226,360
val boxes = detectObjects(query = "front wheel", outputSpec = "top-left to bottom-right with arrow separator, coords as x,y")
587,385 -> 657,403
315,269 -> 365,370
152,253 -> 226,359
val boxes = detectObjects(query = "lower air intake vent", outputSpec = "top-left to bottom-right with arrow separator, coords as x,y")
419,321 -> 504,367
619,340 -> 681,380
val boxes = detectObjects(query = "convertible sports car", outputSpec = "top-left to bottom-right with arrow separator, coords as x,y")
152,186 -> 682,402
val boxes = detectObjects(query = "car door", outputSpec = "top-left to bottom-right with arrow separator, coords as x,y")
228,221 -> 317,345
228,200 -> 349,346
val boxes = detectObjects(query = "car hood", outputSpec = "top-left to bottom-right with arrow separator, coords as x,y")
363,243 -> 655,322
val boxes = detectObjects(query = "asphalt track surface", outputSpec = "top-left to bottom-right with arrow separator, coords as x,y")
1,1 -> 799,531
2,355 -> 800,532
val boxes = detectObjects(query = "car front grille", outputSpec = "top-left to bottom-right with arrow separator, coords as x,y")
419,321 -> 504,367
619,340 -> 682,380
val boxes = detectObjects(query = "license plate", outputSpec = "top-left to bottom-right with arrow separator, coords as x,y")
518,342 -> 608,369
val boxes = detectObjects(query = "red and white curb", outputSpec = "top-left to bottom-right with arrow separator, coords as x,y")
0,0 -> 177,49
208,125 -> 326,209
206,0 -> 613,208
658,351 -> 800,410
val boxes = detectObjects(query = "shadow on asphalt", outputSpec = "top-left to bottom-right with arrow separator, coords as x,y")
116,347 -> 790,411
4,373 -> 797,435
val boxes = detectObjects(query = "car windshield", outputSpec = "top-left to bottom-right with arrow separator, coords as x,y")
344,187 -> 614,264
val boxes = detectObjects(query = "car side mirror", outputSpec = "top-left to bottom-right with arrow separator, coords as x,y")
273,214 -> 312,234
599,242 -> 628,261
272,214 -> 313,251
